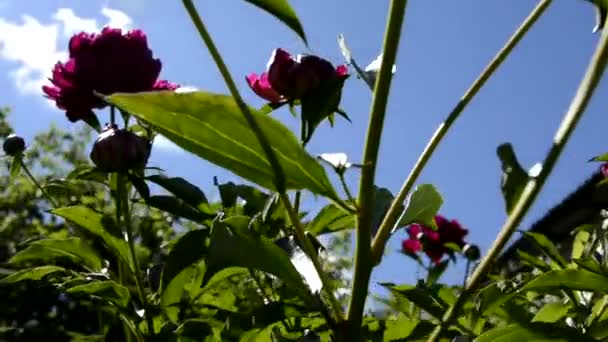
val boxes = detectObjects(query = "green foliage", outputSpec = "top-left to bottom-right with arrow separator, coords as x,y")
398,184 -> 443,230
242,0 -> 307,44
106,91 -> 339,201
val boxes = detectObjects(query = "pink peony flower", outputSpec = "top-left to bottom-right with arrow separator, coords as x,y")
403,215 -> 469,265
43,27 -> 174,123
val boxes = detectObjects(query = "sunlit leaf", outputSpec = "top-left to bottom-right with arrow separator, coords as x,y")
51,206 -> 133,272
497,143 -> 528,214
9,238 -> 103,272
398,184 -> 443,230
205,221 -> 312,300
306,203 -> 354,235
521,269 -> 608,293
161,228 -> 209,292
1,266 -> 66,283
67,281 -> 131,308
531,301 -> 572,323
243,0 -> 307,43
107,91 -> 338,201
522,232 -> 568,268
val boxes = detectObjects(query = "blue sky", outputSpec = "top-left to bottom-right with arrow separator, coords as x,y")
0,0 -> 606,304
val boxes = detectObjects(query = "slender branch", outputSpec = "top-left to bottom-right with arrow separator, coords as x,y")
370,0 -> 553,265
346,0 -> 408,332
117,175 -> 154,336
20,160 -> 59,208
279,192 -> 345,322
339,174 -> 355,203
428,15 -> 608,342
182,0 -> 286,193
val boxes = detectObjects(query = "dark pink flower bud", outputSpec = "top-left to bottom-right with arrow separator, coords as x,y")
153,80 -> 180,91
90,124 -> 151,173
248,48 -> 348,102
3,134 -> 26,156
602,163 -> 608,178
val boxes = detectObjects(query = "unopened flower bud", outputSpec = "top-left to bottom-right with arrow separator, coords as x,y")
3,134 -> 26,156
462,244 -> 480,261
90,124 -> 151,173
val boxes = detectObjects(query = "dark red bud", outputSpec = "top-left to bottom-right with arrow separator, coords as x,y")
3,134 -> 26,156
90,124 -> 151,173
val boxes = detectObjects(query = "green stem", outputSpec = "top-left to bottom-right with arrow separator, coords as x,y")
339,174 -> 355,203
346,0 -> 408,334
20,159 -> 59,208
117,174 -> 154,336
182,0 -> 286,193
370,0 -> 552,265
279,192 -> 345,322
428,15 -> 608,342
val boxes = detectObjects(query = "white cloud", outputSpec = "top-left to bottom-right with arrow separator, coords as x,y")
0,7 -> 132,96
101,7 -> 132,30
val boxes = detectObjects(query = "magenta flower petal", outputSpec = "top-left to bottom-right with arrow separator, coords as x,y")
336,65 -> 348,77
246,72 -> 284,103
402,239 -> 422,254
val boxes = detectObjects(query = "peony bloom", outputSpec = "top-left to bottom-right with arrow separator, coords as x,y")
43,27 -> 171,123
402,214 -> 469,264
247,48 -> 348,103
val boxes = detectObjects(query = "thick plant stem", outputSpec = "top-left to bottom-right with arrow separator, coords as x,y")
117,175 -> 154,336
279,192 -> 345,322
182,0 -> 286,193
370,0 -> 552,265
346,0 -> 407,335
428,17 -> 608,342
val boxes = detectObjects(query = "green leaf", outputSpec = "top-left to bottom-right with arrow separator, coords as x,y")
9,238 -> 103,272
383,316 -> 418,341
306,203 -> 354,235
517,250 -> 551,271
521,269 -> 608,293
146,195 -> 211,222
51,206 -> 133,272
1,266 -> 66,283
161,228 -> 209,292
475,323 -> 586,342
398,184 -> 443,229
67,281 -> 131,308
372,186 -> 398,235
200,267 -> 248,293
590,151 -> 608,162
572,230 -> 591,260
497,143 -> 529,215
242,0 -> 307,43
426,260 -> 449,286
147,175 -> 210,212
205,221 -> 311,300
474,282 -> 516,318
300,77 -> 348,144
162,262 -> 205,322
522,232 -> 568,268
532,301 -> 572,323
175,319 -> 214,339
9,153 -> 22,180
381,283 -> 447,319
106,91 -> 338,201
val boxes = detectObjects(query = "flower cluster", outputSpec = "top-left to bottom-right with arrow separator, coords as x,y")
402,215 -> 469,264
43,27 -> 177,123
247,48 -> 347,103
